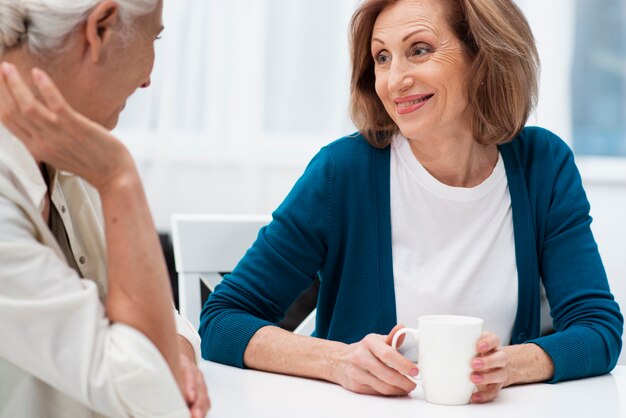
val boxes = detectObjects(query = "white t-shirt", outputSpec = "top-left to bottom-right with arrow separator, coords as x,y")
391,136 -> 518,348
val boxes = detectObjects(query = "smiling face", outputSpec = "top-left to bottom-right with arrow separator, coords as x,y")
372,0 -> 473,142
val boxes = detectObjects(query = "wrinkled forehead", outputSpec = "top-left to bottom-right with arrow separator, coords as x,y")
372,0 -> 451,41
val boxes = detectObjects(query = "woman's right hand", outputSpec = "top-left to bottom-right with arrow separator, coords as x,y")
0,62 -> 134,193
330,324 -> 418,396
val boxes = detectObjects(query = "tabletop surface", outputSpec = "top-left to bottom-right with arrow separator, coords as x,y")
200,361 -> 626,418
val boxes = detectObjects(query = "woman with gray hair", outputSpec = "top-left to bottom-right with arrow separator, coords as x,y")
0,1 -> 210,417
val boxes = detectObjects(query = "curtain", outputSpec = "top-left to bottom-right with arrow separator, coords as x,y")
115,0 -> 359,164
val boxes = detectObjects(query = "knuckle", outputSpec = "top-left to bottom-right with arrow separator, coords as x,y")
379,350 -> 395,364
50,101 -> 65,113
353,350 -> 369,367
22,102 -> 37,116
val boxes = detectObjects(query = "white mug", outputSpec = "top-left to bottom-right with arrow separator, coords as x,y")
391,315 -> 484,405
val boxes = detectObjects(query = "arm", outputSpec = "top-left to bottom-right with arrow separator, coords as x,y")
468,138 -> 622,402
199,148 -> 334,366
99,163 -> 183,388
0,193 -> 187,416
244,325 -> 418,396
0,64 -> 191,412
502,343 -> 554,385
199,145 -> 417,395
529,141 -> 622,382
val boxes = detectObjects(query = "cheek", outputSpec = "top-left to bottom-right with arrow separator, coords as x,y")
374,71 -> 390,106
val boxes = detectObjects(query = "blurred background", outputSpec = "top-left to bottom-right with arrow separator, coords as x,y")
114,0 -> 626,351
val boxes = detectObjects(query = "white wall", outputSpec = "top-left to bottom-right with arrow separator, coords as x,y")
139,159 -> 303,230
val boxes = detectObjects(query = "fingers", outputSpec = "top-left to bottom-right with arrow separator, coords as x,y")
362,341 -> 417,394
32,68 -> 68,114
369,336 -> 418,380
191,369 -> 211,418
384,323 -> 406,347
0,69 -> 17,117
1,63 -> 57,124
471,361 -> 507,386
476,332 -> 500,354
0,65 -> 36,141
344,334 -> 417,396
369,333 -> 416,378
471,383 -> 502,403
472,348 -> 507,373
179,355 -> 197,405
179,352 -> 210,418
0,62 -> 63,161
470,332 -> 507,403
347,368 -> 412,396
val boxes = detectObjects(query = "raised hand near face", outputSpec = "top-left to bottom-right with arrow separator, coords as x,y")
0,62 -> 134,193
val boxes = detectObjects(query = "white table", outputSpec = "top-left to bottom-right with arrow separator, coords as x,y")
201,361 -> 626,417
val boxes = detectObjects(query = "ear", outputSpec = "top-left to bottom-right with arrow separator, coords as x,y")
84,0 -> 120,62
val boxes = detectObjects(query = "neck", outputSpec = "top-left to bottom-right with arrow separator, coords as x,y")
407,132 -> 499,188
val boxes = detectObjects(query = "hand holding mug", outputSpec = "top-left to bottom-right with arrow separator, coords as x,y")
391,315 -> 484,405
470,332 -> 508,403
332,324 -> 418,396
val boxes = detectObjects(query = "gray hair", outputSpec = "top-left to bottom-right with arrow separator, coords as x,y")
0,0 -> 159,56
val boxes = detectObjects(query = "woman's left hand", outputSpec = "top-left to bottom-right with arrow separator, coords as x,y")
470,332 -> 508,403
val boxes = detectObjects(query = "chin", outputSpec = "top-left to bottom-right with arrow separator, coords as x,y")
104,113 -> 121,130
396,123 -> 427,141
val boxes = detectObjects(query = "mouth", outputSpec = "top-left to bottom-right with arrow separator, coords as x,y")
394,94 -> 434,115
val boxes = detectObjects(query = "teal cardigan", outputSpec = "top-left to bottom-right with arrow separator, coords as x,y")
199,127 -> 623,382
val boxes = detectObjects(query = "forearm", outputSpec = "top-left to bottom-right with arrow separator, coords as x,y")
100,165 -> 182,388
244,326 -> 347,384
503,343 -> 554,386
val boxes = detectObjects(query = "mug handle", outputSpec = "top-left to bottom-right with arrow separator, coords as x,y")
391,327 -> 421,385
391,327 -> 420,350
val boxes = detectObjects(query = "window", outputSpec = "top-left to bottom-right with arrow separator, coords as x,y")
571,0 -> 626,156
115,0 -> 358,165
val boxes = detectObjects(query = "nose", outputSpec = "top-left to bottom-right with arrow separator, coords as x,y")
140,78 -> 151,89
388,58 -> 413,93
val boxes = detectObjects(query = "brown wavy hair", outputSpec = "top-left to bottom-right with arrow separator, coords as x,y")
349,0 -> 540,148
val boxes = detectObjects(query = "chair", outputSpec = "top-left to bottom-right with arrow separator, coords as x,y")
172,214 -> 271,329
171,214 -> 316,335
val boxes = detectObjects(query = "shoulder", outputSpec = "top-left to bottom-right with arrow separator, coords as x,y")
323,132 -> 376,155
503,126 -> 573,166
317,132 -> 383,174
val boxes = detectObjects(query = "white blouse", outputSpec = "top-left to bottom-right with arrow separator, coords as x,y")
0,126 -> 198,418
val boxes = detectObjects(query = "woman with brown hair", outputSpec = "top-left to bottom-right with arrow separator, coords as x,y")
200,0 -> 623,403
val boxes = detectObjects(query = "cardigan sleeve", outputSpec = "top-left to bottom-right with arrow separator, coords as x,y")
528,142 -> 623,382
199,147 -> 333,367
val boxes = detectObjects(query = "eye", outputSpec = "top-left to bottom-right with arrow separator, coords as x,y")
374,51 -> 391,65
411,44 -> 432,57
